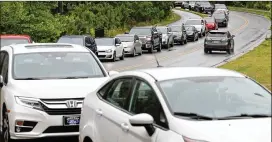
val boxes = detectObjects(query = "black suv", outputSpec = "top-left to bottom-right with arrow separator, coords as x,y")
194,1 -> 214,13
128,26 -> 161,53
57,35 -> 97,54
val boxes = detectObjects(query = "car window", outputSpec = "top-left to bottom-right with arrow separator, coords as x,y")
104,78 -> 133,110
0,52 -> 6,72
128,79 -> 167,128
1,53 -> 9,83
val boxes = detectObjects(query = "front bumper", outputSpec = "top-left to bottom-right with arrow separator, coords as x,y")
97,51 -> 113,59
141,42 -> 152,50
186,35 -> 195,40
8,105 -> 80,140
124,47 -> 133,54
173,36 -> 182,43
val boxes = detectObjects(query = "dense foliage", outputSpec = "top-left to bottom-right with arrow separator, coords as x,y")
226,1 -> 271,11
0,1 -> 174,42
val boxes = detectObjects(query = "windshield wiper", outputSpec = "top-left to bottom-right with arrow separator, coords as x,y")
16,78 -> 42,80
60,76 -> 90,79
218,114 -> 271,120
173,112 -> 215,120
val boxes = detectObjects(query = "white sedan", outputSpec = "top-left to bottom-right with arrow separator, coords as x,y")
95,37 -> 125,62
79,67 -> 271,142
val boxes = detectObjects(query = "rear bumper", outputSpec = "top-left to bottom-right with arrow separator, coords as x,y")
204,44 -> 229,50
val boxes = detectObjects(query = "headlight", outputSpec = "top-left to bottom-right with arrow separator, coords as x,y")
106,49 -> 112,53
146,37 -> 151,41
15,96 -> 43,111
183,136 -> 209,142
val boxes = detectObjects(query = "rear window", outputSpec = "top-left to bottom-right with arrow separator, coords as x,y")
1,38 -> 30,47
208,32 -> 227,37
204,18 -> 215,23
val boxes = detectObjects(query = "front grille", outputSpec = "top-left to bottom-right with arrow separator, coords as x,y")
43,126 -> 79,133
40,98 -> 83,115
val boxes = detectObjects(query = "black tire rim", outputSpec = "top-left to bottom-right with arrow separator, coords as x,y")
3,110 -> 9,142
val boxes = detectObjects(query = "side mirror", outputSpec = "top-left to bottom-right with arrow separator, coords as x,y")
108,71 -> 119,76
0,75 -> 4,88
129,113 -> 155,136
85,43 -> 92,47
153,32 -> 158,34
115,43 -> 121,46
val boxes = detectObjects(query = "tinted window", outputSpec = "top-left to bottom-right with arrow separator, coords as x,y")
213,13 -> 226,19
1,54 -> 9,83
184,26 -> 194,31
129,28 -> 151,35
105,78 -> 133,109
185,20 -> 201,25
1,38 -> 29,47
129,80 -> 167,127
159,76 -> 271,118
57,37 -> 84,46
13,52 -> 105,79
208,32 -> 227,37
95,38 -> 114,46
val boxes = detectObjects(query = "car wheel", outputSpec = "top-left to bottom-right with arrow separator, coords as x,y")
112,52 -> 116,62
149,44 -> 154,53
132,48 -> 136,57
157,42 -> 162,52
196,35 -> 199,41
171,40 -> 174,47
184,39 -> 187,44
120,50 -> 125,60
204,48 -> 209,54
199,33 -> 202,38
231,48 -> 234,53
1,108 -> 13,142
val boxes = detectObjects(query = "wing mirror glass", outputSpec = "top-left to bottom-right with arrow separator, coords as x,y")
129,113 -> 155,136
108,71 -> 119,77
115,43 -> 121,46
0,75 -> 4,88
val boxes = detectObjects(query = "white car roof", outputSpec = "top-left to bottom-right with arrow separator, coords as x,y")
1,43 -> 90,54
135,67 -> 245,81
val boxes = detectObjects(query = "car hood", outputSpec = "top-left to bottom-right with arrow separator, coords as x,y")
9,78 -> 109,99
122,42 -> 134,47
97,45 -> 114,51
171,117 -> 271,142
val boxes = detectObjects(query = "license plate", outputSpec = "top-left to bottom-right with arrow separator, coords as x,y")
213,41 -> 220,43
63,116 -> 80,126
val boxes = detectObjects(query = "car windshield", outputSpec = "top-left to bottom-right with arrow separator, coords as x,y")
13,52 -> 105,80
185,26 -> 194,31
116,36 -> 134,42
1,38 -> 29,47
159,76 -> 271,118
185,20 -> 201,25
204,18 -> 215,23
213,13 -> 226,19
57,37 -> 84,46
169,26 -> 181,32
129,28 -> 151,35
156,27 -> 168,34
95,38 -> 114,46
208,32 -> 227,37
189,1 -> 195,4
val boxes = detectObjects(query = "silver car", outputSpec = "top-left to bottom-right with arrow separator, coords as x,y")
116,34 -> 142,57
156,26 -> 174,49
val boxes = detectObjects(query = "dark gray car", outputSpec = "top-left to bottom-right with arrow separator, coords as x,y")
129,26 -> 161,53
204,30 -> 235,54
184,25 -> 199,41
168,24 -> 187,45
212,11 -> 229,27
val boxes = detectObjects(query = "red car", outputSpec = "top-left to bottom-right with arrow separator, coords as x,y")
203,17 -> 218,31
0,34 -> 33,47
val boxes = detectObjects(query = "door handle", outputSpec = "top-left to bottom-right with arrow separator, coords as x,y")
120,123 -> 130,132
96,109 -> 103,116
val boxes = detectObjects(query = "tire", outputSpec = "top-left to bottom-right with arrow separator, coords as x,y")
199,33 -> 202,38
204,48 -> 209,54
231,48 -> 234,53
112,52 -> 116,62
120,51 -> 125,60
184,39 -> 187,44
148,44 -> 154,53
157,42 -> 162,52
132,48 -> 136,57
138,48 -> 143,55
167,40 -> 170,49
196,35 -> 199,41
1,107 -> 14,142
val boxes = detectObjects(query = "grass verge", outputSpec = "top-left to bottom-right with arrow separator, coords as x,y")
105,12 -> 181,37
175,8 -> 208,18
220,39 -> 271,90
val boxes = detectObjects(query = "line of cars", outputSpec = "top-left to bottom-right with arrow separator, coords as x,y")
0,43 -> 271,142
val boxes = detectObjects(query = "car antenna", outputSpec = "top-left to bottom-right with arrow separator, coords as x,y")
154,54 -> 163,67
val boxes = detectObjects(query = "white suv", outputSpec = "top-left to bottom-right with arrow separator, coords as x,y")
0,43 -> 116,142
184,18 -> 207,37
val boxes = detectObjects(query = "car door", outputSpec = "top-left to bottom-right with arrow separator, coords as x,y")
119,78 -> 170,142
0,52 -> 6,116
94,77 -> 134,142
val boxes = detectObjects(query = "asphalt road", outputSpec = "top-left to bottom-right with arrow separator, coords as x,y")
4,9 -> 270,142
102,9 -> 271,71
